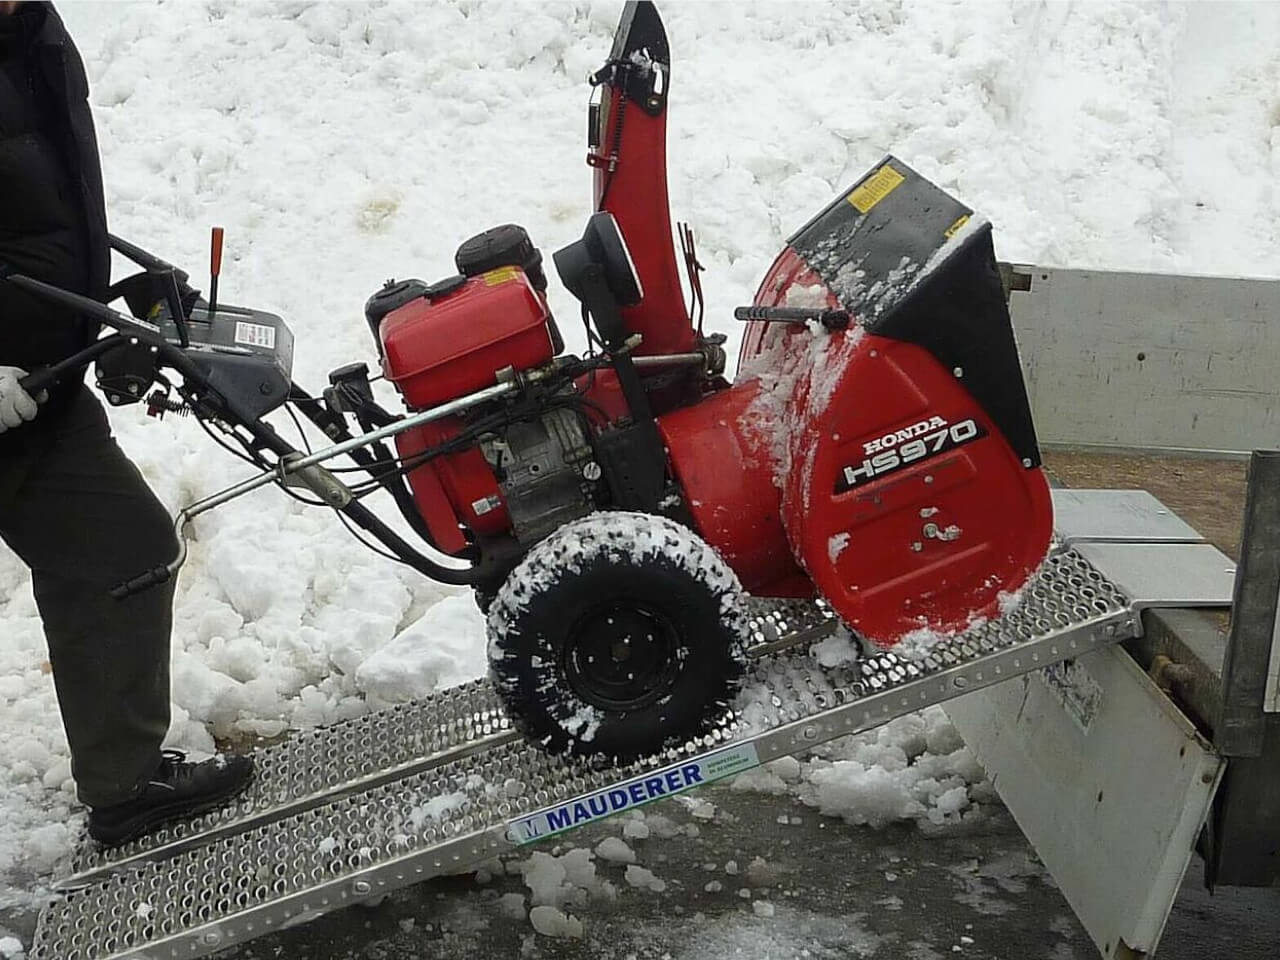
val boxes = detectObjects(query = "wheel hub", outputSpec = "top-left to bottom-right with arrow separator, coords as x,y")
563,601 -> 682,711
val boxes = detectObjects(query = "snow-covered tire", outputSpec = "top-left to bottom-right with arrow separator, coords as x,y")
473,586 -> 496,614
486,512 -> 749,760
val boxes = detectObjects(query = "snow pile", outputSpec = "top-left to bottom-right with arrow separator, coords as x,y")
0,0 -> 1273,909
355,595 -> 487,706
624,864 -> 667,893
733,706 -> 988,829
528,905 -> 583,939
593,837 -> 636,864
513,848 -> 617,912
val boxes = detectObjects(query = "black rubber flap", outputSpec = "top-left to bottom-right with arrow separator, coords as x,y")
789,156 -> 1041,468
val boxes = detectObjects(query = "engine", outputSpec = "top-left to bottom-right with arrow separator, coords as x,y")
371,225 -> 600,558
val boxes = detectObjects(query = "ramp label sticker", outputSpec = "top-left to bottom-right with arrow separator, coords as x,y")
234,320 -> 277,350
846,163 -> 905,214
506,742 -> 760,844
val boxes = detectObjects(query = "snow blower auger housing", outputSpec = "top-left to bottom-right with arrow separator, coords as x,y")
0,0 -> 1051,765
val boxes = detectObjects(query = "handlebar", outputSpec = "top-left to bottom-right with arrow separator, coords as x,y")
18,366 -> 59,397
733,305 -> 851,330
17,337 -> 128,397
109,564 -> 174,601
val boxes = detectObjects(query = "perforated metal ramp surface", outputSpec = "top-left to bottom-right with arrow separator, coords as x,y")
59,599 -> 836,889
32,550 -> 1132,960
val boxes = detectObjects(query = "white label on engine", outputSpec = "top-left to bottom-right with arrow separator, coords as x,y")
234,321 -> 276,350
471,495 -> 502,516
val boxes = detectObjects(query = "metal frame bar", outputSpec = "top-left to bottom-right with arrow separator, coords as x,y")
181,380 -> 517,519
1217,451 -> 1280,756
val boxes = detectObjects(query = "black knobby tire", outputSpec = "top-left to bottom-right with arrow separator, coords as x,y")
486,512 -> 749,760
473,587 -> 496,614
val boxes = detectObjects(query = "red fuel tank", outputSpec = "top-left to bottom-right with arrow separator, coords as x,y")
380,266 -> 555,409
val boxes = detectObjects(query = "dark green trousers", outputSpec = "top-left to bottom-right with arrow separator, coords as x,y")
0,388 -> 177,807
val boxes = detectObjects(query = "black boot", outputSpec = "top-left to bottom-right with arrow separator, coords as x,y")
87,749 -> 254,847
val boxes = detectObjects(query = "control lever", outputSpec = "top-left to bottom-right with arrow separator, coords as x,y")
208,226 -> 224,316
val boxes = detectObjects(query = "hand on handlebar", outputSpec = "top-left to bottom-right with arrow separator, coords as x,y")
0,366 -> 47,433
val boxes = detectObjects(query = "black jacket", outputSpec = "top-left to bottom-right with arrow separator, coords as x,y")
0,1 -> 107,421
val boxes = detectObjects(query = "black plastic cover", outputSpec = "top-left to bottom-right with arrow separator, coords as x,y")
364,278 -> 427,351
455,224 -> 547,293
164,302 -> 295,420
600,2 -> 670,117
788,156 -> 1041,469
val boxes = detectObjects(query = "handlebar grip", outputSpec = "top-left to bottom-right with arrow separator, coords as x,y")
109,565 -> 173,601
18,367 -> 58,396
732,305 -> 851,330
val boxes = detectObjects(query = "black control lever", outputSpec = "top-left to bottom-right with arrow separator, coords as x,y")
18,338 -> 125,396
733,305 -> 851,331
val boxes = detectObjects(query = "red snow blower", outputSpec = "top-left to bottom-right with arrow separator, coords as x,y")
2,1 -> 1051,761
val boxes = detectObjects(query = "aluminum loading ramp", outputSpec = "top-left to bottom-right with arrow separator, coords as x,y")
32,548 -> 1147,960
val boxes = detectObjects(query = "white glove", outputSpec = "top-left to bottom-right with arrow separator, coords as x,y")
0,366 -> 45,434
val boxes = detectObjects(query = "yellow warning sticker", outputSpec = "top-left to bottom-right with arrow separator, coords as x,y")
944,214 -> 971,239
846,164 -> 905,214
482,265 -> 520,286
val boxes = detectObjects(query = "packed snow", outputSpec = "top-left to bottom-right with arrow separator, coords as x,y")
528,904 -> 584,939
0,0 -> 1275,922
593,837 -> 636,864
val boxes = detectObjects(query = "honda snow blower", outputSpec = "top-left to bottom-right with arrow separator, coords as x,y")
2,1 -> 1051,763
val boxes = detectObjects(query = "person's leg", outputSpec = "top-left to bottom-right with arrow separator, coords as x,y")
0,389 -> 176,807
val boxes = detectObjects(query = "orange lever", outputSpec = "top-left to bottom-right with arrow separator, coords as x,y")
210,226 -> 224,277
208,226 -> 224,316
